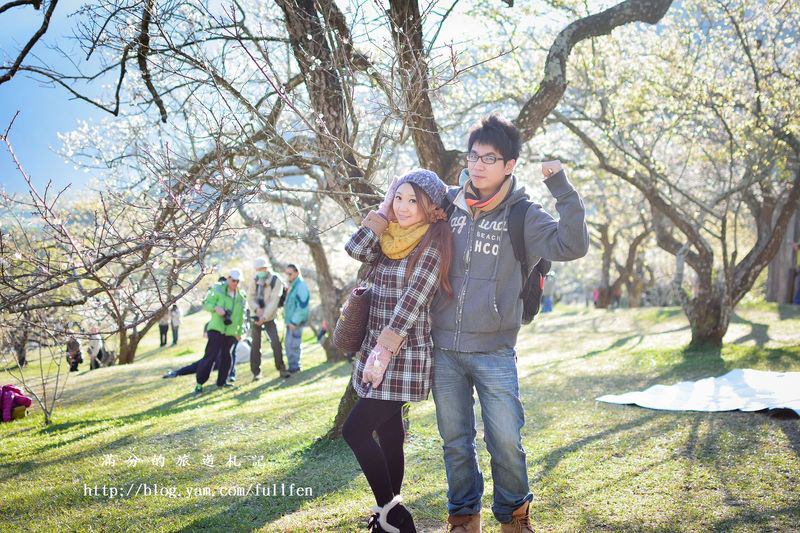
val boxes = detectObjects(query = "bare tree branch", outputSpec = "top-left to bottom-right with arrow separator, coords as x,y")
0,0 -> 58,85
514,0 -> 674,141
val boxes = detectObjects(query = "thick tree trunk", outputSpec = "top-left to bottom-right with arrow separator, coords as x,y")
766,212 -> 798,303
305,238 -> 347,363
627,262 -> 654,308
117,328 -> 141,365
326,382 -> 358,439
609,277 -> 625,308
13,331 -> 28,366
615,231 -> 651,308
388,0 -> 457,179
595,224 -> 614,309
116,314 -> 158,364
683,284 -> 731,349
626,278 -> 646,307
325,382 -> 410,440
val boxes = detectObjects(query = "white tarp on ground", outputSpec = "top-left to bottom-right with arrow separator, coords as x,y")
597,369 -> 800,415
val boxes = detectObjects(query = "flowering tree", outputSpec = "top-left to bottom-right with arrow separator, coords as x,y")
557,0 -> 800,347
3,0 -> 676,433
1,113 -> 236,364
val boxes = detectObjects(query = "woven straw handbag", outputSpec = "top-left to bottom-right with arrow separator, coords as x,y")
333,263 -> 377,352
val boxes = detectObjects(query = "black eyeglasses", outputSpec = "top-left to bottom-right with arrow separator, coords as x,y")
466,152 -> 504,165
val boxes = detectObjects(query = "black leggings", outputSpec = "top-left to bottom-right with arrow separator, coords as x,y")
197,330 -> 234,386
342,397 -> 406,506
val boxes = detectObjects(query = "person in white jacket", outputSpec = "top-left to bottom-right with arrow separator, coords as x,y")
88,326 -> 104,370
170,305 -> 181,345
249,257 -> 289,379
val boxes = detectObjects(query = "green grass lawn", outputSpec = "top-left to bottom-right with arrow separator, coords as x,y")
2,304 -> 799,532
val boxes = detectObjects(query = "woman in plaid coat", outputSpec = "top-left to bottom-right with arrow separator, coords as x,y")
342,169 -> 453,533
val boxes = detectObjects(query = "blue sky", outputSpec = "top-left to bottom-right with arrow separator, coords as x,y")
0,0 -> 494,199
0,0 -> 105,197
0,0 -> 547,199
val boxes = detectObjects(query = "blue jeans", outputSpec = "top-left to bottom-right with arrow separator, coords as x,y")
285,326 -> 303,371
794,274 -> 800,305
229,346 -> 237,380
432,347 -> 532,523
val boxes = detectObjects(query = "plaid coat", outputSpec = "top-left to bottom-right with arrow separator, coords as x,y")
345,225 -> 441,402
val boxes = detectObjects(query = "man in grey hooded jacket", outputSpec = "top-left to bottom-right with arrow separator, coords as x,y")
431,115 -> 589,532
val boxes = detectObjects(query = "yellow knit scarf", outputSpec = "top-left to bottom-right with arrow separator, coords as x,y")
380,221 -> 430,259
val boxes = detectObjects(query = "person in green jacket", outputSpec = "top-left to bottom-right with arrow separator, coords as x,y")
195,269 -> 248,395
283,264 -> 310,373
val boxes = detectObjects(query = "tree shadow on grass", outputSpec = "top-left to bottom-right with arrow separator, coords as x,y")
0,386 -> 244,485
699,414 -> 800,531
777,304 -> 800,321
578,333 -> 645,358
61,362 -> 198,407
711,504 -> 800,531
729,311 -> 771,347
231,361 -> 351,405
570,504 -> 800,533
777,416 -> 800,459
577,324 -> 689,360
533,411 -> 800,531
62,352 -> 343,413
394,485 -> 455,532
534,411 -> 661,480
0,430 -> 142,485
0,414 -> 275,525
8,352 -> 352,475
641,344 -> 727,388
167,436 -> 362,532
518,325 -> 691,382
728,344 -> 800,372
42,389 -> 208,432
531,315 -> 602,334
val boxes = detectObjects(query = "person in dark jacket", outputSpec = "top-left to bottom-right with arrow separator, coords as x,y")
66,335 -> 82,372
158,311 -> 170,347
431,115 -> 589,532
342,169 -> 453,533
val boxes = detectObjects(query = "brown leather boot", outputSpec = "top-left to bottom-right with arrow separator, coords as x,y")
499,501 -> 533,533
447,512 -> 481,532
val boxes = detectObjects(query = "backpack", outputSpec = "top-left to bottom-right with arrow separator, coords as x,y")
442,194 -> 551,324
271,275 -> 288,308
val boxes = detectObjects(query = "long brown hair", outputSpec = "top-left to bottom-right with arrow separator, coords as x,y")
403,182 -> 453,297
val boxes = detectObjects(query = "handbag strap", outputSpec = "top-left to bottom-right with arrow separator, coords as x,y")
359,257 -> 380,287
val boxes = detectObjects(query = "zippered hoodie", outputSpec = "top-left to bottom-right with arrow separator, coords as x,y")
431,169 -> 589,353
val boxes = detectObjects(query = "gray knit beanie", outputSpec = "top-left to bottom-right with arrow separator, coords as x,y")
395,168 -> 446,206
